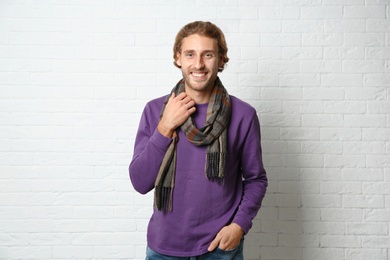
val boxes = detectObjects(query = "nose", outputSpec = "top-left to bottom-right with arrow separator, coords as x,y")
194,56 -> 205,70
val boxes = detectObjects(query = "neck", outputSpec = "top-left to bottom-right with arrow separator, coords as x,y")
184,81 -> 215,104
185,89 -> 212,104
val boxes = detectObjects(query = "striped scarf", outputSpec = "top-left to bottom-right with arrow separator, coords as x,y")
154,77 -> 231,211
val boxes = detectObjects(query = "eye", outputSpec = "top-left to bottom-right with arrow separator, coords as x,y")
205,53 -> 214,59
185,53 -> 194,58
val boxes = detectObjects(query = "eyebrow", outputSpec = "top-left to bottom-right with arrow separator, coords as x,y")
182,49 -> 216,54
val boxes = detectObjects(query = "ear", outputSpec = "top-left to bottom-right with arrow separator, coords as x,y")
218,55 -> 225,70
175,52 -> 182,67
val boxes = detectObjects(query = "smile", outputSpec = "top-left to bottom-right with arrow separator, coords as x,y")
191,72 -> 207,79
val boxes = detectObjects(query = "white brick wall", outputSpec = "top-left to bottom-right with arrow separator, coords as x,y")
0,1 -> 389,259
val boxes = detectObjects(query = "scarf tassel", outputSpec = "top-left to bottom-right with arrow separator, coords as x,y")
155,186 -> 173,211
206,152 -> 226,180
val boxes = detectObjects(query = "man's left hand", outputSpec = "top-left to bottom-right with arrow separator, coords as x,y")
208,223 -> 244,252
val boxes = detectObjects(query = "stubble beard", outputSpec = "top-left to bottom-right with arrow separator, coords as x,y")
182,70 -> 217,94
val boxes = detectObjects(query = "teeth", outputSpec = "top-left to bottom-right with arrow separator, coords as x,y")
193,73 -> 205,77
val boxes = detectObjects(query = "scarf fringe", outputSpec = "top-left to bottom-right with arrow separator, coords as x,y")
206,152 -> 226,180
154,186 -> 173,211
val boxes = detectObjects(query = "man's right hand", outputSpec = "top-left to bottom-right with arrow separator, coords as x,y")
157,92 -> 196,138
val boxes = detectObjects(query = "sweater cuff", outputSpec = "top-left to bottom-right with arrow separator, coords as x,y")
150,128 -> 173,150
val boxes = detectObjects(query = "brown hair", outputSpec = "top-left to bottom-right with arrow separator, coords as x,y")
173,21 -> 229,72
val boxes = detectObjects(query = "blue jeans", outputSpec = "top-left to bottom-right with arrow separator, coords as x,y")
145,239 -> 244,260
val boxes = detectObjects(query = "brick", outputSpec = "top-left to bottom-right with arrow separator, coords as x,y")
112,233 -> 145,247
364,73 -> 390,86
364,209 -> 390,221
324,101 -> 366,114
362,236 -> 390,248
363,128 -> 390,141
321,208 -> 363,221
0,233 -> 28,246
344,115 -> 386,127
343,168 -> 384,181
241,47 -> 282,60
320,127 -> 362,141
29,233 -> 71,246
324,154 -> 366,168
262,87 -> 302,100
321,181 -> 361,194
71,233 -> 112,246
343,141 -> 386,155
279,181 -> 320,194
282,47 -> 322,60
367,19 -> 390,32
301,194 -> 342,208
94,246 -> 135,259
10,246 -> 52,259
324,46 -> 365,59
321,235 -> 361,248
346,87 -> 387,100
344,33 -> 385,46
301,6 -> 343,19
344,6 -> 386,18
279,208 -> 320,221
366,47 -> 390,59
240,20 -> 281,33
303,87 -> 344,100
262,194 -> 301,208
279,74 -> 321,87
218,6 -> 258,19
302,33 -> 343,46
302,114 -> 344,127
346,249 -> 388,260
343,60 -> 385,73
260,33 -> 301,46
281,127 -> 320,140
52,246 -> 94,259
302,248 -> 345,260
367,101 -> 390,113
343,195 -> 384,208
325,19 -> 366,33
346,222 -> 388,235
282,20 -> 323,33
366,155 -> 390,168
259,6 -> 300,20
303,222 -> 345,235
300,168 -> 342,181
262,246 -> 302,260
283,101 -> 324,113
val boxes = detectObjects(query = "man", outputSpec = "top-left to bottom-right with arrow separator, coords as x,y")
129,21 -> 267,259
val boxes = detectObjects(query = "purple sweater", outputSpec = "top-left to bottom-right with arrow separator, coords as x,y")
129,95 -> 267,257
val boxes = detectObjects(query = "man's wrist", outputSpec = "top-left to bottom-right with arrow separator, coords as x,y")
157,123 -> 174,138
231,223 -> 245,236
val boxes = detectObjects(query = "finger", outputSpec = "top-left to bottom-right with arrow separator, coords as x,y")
186,100 -> 195,108
182,95 -> 193,104
218,235 -> 231,250
207,237 -> 220,252
175,92 -> 187,100
187,106 -> 196,115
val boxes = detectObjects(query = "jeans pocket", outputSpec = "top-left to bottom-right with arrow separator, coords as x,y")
215,237 -> 244,255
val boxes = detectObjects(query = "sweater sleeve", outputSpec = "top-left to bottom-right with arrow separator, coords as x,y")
232,111 -> 268,234
129,101 -> 173,194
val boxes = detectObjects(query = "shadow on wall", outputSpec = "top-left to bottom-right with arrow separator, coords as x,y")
244,114 -> 307,260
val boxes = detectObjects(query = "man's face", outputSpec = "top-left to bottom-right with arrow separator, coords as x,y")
175,34 -> 221,95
